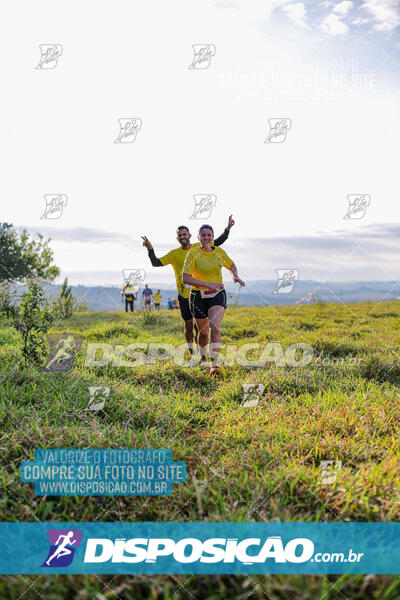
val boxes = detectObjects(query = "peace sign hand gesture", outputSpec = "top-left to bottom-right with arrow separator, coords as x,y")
141,236 -> 153,251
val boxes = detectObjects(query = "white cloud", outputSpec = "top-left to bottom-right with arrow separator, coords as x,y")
333,1 -> 353,16
282,2 -> 309,28
351,16 -> 370,26
320,12 -> 349,34
360,0 -> 400,32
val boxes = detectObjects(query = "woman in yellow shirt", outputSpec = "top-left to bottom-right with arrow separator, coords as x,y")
182,224 -> 245,376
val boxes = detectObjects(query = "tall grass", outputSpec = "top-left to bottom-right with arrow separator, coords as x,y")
1,302 -> 400,598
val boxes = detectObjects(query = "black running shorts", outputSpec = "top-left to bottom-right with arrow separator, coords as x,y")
189,289 -> 227,319
178,295 -> 193,321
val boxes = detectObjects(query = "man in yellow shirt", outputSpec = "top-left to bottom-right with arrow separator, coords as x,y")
121,283 -> 137,312
142,215 -> 234,353
153,290 -> 162,311
183,224 -> 245,376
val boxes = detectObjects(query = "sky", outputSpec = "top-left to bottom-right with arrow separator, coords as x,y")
1,0 -> 399,286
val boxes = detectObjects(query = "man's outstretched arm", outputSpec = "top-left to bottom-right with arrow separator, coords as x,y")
214,214 -> 235,247
142,236 -> 163,267
147,248 -> 163,267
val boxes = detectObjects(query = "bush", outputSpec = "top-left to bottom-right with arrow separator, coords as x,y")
1,282 -> 54,366
0,222 -> 59,284
53,278 -> 88,319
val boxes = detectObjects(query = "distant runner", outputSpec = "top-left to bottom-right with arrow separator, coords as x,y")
153,289 -> 162,311
142,215 -> 234,353
142,284 -> 153,310
182,223 -> 245,377
121,282 -> 137,312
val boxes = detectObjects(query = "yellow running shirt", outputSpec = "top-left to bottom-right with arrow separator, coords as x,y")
153,293 -> 162,304
182,246 -> 233,291
159,243 -> 201,299
122,284 -> 136,299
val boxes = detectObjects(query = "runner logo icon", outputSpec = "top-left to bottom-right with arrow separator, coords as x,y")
188,44 -> 216,69
42,529 -> 82,567
189,194 -> 217,219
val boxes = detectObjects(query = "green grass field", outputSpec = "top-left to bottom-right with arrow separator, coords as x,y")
1,301 -> 400,599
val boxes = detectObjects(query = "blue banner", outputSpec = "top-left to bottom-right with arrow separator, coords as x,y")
0,522 -> 399,574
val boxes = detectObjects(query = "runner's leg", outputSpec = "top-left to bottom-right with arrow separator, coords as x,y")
178,296 -> 196,353
195,317 -> 209,362
208,305 -> 225,367
190,291 -> 208,360
184,318 -> 195,352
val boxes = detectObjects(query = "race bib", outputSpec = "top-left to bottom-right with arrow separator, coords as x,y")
200,287 -> 222,299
